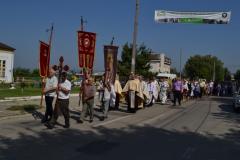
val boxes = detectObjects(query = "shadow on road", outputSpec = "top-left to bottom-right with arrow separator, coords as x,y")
0,124 -> 240,160
210,96 -> 233,103
212,104 -> 240,125
209,96 -> 240,125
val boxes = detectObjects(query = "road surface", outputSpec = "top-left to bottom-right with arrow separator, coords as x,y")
0,96 -> 240,160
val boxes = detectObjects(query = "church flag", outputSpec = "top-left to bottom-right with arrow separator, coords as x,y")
39,41 -> 50,77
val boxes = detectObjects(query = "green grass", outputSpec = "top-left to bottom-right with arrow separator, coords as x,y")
0,88 -> 42,99
7,104 -> 40,113
0,87 -> 80,99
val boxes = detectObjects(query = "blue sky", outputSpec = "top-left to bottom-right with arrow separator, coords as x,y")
0,0 -> 239,73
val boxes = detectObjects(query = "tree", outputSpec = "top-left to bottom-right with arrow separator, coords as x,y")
170,67 -> 179,76
118,43 -> 154,78
184,55 -> 225,81
224,68 -> 231,81
13,67 -> 31,77
234,69 -> 240,81
31,68 -> 40,77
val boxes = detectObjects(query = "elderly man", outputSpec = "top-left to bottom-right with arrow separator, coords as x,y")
42,67 -> 58,123
79,76 -> 96,123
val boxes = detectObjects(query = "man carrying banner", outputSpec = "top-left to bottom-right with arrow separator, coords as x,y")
77,30 -> 97,116
47,72 -> 71,128
41,67 -> 58,123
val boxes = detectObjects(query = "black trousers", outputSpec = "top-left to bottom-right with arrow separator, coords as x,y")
173,91 -> 182,105
44,96 -> 54,120
115,93 -> 120,109
52,99 -> 70,125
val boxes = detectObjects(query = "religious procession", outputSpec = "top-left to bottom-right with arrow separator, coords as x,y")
38,20 -> 232,130
41,61 -> 217,129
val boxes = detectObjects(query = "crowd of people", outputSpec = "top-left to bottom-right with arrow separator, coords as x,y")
41,67 -> 236,129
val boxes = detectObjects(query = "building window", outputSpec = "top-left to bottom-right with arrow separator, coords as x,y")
164,57 -> 171,65
0,60 -> 6,78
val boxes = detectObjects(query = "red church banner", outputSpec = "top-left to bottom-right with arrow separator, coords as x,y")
77,31 -> 96,69
39,41 -> 50,77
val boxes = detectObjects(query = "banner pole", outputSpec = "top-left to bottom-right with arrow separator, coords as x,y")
40,77 -> 45,107
40,24 -> 54,108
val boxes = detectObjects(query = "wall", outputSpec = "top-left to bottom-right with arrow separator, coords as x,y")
0,50 -> 14,83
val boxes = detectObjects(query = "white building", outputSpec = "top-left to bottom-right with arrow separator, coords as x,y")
149,53 -> 171,73
0,42 -> 15,83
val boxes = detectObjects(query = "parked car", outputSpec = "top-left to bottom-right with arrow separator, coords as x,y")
232,90 -> 240,112
71,79 -> 82,87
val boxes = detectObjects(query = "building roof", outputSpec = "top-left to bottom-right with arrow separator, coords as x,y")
0,42 -> 15,52
150,54 -> 161,60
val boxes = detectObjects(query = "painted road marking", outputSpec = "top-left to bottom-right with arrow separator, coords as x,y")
93,115 -> 132,127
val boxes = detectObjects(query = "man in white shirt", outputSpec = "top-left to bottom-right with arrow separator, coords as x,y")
209,81 -> 214,96
42,67 -> 58,123
47,72 -> 71,129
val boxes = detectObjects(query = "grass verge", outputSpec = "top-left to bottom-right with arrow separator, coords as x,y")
0,87 -> 80,99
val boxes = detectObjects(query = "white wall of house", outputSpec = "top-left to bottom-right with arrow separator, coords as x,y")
149,60 -> 161,73
0,50 -> 14,83
149,53 -> 171,73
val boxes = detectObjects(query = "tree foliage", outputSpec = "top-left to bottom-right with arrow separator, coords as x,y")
118,43 -> 154,78
31,69 -> 40,77
170,67 -> 179,76
224,67 -> 231,81
13,68 -> 40,78
234,69 -> 240,81
184,55 -> 225,81
13,67 -> 31,77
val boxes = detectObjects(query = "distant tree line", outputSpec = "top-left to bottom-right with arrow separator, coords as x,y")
13,68 -> 40,78
14,44 -> 239,84
183,55 -> 232,82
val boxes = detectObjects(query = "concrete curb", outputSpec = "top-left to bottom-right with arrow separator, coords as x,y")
0,94 -> 79,102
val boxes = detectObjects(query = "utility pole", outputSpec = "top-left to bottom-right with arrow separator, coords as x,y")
131,0 -> 139,74
180,48 -> 182,79
213,61 -> 216,81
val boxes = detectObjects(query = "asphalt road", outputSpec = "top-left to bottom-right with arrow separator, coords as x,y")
0,96 -> 240,160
